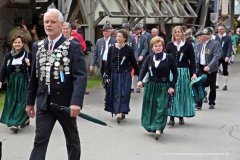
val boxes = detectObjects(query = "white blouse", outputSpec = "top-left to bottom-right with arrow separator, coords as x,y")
153,53 -> 166,68
12,52 -> 25,65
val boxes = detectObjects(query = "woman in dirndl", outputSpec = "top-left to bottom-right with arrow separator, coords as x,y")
137,37 -> 178,140
166,26 -> 197,126
0,34 -> 32,133
104,30 -> 139,124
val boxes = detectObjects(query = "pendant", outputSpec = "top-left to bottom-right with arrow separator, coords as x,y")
54,61 -> 60,67
65,41 -> 70,45
64,66 -> 69,72
62,50 -> 68,56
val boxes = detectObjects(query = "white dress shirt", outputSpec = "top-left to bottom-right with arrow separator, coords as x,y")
102,38 -> 110,61
200,40 -> 209,65
48,34 -> 62,94
48,34 -> 62,51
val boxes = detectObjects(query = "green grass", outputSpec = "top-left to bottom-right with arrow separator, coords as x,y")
86,76 -> 102,89
0,76 -> 102,110
0,89 -> 6,110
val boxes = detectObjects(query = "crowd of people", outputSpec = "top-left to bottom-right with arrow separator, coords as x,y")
0,7 -> 239,159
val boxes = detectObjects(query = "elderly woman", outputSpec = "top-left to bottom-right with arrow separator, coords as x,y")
137,37 -> 178,140
0,34 -> 32,133
62,22 -> 79,42
104,30 -> 139,123
166,26 -> 196,126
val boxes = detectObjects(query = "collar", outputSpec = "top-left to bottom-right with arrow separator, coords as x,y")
48,33 -> 62,44
218,33 -> 226,38
173,40 -> 185,47
142,31 -> 145,35
133,34 -> 140,37
203,40 -> 209,45
104,37 -> 110,41
115,43 -> 126,49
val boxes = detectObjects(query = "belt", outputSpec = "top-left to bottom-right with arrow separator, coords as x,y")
149,77 -> 169,83
12,65 -> 22,72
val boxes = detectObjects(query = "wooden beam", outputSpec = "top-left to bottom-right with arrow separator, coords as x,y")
63,0 -> 72,21
68,2 -> 79,23
192,0 -> 203,25
114,0 -> 130,16
35,0 -> 55,16
77,0 -> 88,24
93,15 -> 104,27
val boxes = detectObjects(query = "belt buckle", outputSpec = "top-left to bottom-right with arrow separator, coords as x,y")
162,77 -> 166,81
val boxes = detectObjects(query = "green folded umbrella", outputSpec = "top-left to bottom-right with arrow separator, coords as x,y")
51,103 -> 112,127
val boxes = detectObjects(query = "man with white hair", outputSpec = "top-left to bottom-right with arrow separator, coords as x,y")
194,28 -> 221,109
26,8 -> 87,160
151,28 -> 158,37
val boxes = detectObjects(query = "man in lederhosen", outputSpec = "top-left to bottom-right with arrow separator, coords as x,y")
26,9 -> 87,160
194,28 -> 221,110
215,24 -> 232,91
131,24 -> 148,93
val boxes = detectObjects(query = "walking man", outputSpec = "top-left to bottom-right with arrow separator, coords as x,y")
215,25 -> 232,90
26,9 -> 87,160
194,28 -> 221,109
90,24 -> 116,76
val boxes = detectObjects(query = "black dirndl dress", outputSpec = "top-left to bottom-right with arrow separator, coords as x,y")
104,71 -> 132,115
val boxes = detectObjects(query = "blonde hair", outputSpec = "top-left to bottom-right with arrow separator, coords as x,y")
150,37 -> 165,48
63,22 -> 71,29
171,26 -> 185,42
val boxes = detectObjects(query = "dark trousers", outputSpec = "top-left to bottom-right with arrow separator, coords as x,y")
30,107 -> 80,160
101,61 -> 107,76
196,65 -> 217,107
219,58 -> 229,76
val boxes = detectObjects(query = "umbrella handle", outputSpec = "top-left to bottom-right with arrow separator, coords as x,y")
50,103 -> 64,110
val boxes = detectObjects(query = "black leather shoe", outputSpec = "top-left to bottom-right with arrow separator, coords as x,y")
209,104 -> 215,109
117,116 -> 121,124
223,85 -> 227,91
121,114 -> 125,120
136,88 -> 140,93
10,126 -> 18,133
216,86 -> 219,89
154,133 -> 161,140
167,120 -> 175,126
131,89 -> 134,93
179,118 -> 185,125
196,106 -> 202,110
203,97 -> 208,103
84,91 -> 89,95
20,119 -> 30,128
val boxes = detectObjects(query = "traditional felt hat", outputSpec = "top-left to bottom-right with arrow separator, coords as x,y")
133,24 -> 142,30
100,24 -> 112,30
195,28 -> 211,37
121,23 -> 130,29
